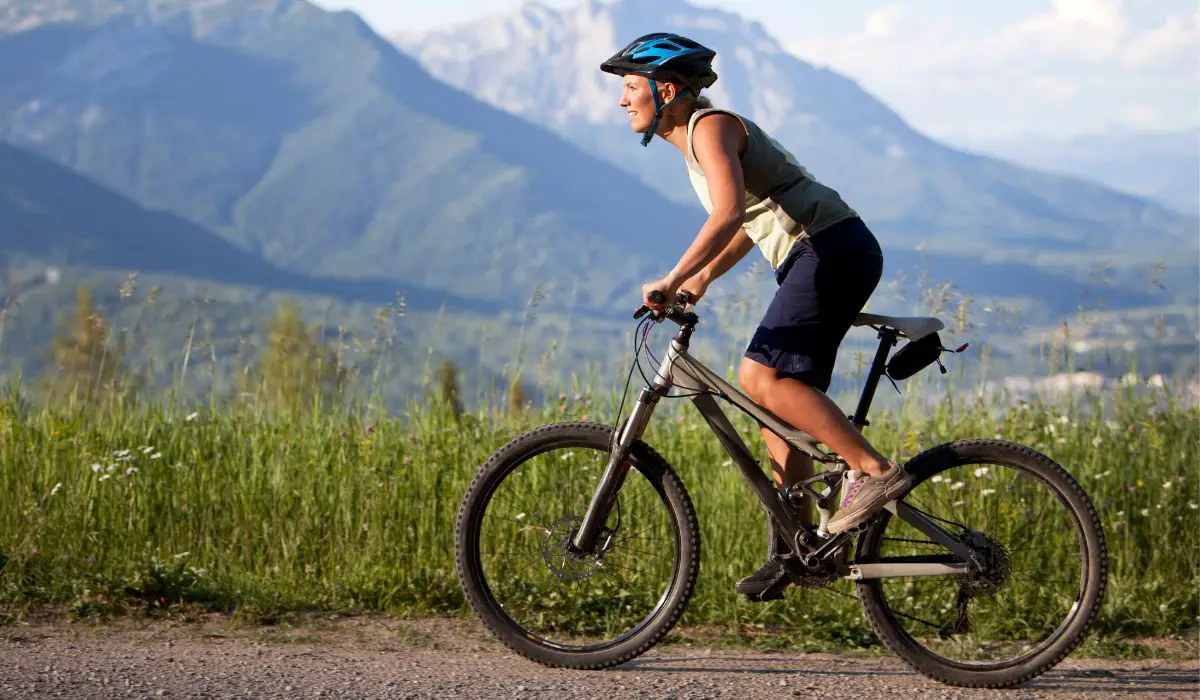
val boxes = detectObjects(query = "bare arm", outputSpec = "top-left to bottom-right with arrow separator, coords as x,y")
663,114 -> 746,287
680,229 -> 755,302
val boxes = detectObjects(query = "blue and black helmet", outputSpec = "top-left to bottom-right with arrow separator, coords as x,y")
600,33 -> 718,146
600,32 -> 718,90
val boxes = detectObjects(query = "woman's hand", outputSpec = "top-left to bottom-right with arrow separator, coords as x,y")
642,276 -> 681,314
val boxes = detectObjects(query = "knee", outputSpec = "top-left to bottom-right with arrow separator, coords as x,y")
738,359 -> 776,404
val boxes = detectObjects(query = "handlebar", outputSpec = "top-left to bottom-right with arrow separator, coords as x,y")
634,290 -> 694,321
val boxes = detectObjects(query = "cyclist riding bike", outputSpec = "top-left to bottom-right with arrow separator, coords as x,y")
601,32 -> 913,601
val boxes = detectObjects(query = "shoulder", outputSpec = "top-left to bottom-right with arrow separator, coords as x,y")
691,110 -> 744,138
690,110 -> 748,158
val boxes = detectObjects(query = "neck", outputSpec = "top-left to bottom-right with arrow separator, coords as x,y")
657,108 -> 695,154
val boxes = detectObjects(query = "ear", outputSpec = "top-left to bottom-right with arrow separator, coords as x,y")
659,81 -> 679,102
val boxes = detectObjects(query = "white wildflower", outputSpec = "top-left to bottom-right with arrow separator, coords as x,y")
106,464 -> 117,473
560,452 -> 574,460
125,467 -> 138,476
185,412 -> 199,422
994,433 -> 1002,439
112,449 -> 130,457
931,475 -> 946,483
950,481 -> 966,491
953,500 -> 965,507
90,464 -> 102,472
174,551 -> 190,560
973,467 -> 989,477
1189,503 -> 1198,510
1058,415 -> 1070,424
515,512 -> 526,520
1140,508 -> 1150,517
49,482 -> 61,497
98,474 -> 111,482
1092,437 -> 1103,447
1162,481 -> 1172,490
150,452 -> 162,460
980,489 -> 996,497
1159,603 -> 1169,612
142,446 -> 154,454
1046,424 -> 1056,435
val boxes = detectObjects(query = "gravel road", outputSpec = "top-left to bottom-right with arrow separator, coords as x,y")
1,616 -> 1195,699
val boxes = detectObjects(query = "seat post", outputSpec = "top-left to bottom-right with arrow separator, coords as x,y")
851,329 -> 898,430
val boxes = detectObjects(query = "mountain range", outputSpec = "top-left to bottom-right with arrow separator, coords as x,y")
957,128 -> 1199,218
0,0 -> 707,311
0,0 -> 1196,399
397,0 -> 1197,272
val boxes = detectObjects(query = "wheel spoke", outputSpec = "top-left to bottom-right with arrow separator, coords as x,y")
467,433 -> 689,654
860,450 -> 1103,675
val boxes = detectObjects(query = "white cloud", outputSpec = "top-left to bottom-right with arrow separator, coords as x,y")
785,1 -> 1200,139
864,6 -> 905,37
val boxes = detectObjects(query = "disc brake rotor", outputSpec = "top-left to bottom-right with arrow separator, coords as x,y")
540,515 -> 605,582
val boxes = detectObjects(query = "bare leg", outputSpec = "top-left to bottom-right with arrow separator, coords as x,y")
741,358 -> 891,477
760,427 -> 813,527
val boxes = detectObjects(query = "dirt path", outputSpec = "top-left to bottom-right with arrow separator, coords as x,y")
0,616 -> 1195,699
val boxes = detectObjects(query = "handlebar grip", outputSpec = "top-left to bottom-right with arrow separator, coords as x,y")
633,305 -> 650,319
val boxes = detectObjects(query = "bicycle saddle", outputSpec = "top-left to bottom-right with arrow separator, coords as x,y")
852,313 -> 944,341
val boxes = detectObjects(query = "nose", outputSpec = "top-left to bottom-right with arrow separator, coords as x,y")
619,92 -> 630,108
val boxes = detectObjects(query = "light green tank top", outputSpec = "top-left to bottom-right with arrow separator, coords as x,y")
685,108 -> 859,270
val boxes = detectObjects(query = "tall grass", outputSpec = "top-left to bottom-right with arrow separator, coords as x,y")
0,377 -> 1195,647
1,271 -> 1196,651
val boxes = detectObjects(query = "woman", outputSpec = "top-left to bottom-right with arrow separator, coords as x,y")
600,33 -> 912,601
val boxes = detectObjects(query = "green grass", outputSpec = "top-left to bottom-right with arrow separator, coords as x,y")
0,375 -> 1195,652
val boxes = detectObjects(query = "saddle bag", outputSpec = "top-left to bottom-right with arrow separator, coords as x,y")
886,332 -> 945,381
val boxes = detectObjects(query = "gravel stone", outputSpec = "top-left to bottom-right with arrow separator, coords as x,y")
0,617 -> 1194,699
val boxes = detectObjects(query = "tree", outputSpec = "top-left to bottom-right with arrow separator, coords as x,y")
42,287 -> 130,403
435,358 -> 463,418
507,373 -> 530,416
247,301 -> 348,411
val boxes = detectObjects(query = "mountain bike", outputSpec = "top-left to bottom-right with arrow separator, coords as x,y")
455,292 -> 1107,688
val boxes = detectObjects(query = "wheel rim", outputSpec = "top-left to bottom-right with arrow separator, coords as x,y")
470,441 -> 681,652
859,458 -> 1092,669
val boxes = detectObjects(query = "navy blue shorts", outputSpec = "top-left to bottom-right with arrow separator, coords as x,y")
743,217 -> 884,392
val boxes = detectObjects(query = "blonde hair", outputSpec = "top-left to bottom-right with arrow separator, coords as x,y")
655,79 -> 712,112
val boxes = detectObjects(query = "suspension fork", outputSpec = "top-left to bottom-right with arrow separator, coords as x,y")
569,387 -> 663,553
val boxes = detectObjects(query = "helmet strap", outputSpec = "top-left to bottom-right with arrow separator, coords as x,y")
640,79 -> 690,148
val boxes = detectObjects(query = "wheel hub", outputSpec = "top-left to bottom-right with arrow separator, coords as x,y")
541,515 -> 606,582
963,531 -> 1011,597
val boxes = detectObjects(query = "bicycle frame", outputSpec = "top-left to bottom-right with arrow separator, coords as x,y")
570,309 -> 978,580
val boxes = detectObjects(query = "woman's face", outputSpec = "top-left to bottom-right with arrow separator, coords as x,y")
620,74 -> 660,134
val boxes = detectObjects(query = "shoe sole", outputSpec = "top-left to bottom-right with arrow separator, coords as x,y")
737,575 -> 789,602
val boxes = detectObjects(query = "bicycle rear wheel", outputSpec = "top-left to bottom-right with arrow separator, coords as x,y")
855,440 -> 1107,688
456,422 -> 700,669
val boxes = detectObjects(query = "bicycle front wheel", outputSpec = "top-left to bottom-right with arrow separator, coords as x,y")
855,440 -> 1107,688
456,422 -> 700,669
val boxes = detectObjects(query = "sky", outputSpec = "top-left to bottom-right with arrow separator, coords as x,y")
312,0 -> 1200,142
